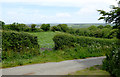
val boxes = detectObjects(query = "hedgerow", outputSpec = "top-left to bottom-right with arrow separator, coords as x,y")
2,30 -> 40,60
53,33 -> 118,50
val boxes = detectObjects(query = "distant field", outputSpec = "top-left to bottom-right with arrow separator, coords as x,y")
30,32 -> 56,48
68,24 -> 105,28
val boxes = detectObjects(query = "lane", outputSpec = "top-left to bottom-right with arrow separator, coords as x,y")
2,56 -> 105,75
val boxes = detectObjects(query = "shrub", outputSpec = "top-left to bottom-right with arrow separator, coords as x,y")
102,43 -> 120,77
2,30 -> 40,60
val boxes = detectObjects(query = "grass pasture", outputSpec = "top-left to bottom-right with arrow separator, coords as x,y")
30,31 -> 56,48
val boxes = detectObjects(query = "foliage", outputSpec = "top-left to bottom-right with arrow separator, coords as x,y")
53,33 -> 117,50
102,47 -> 120,77
31,24 -> 36,31
0,21 -> 5,29
51,24 -> 69,32
2,45 -> 107,68
3,23 -> 30,32
98,7 -> 120,39
51,26 -> 59,32
88,25 -> 97,30
98,6 -> 120,77
40,24 -> 50,31
104,25 -> 112,29
97,25 -> 104,29
67,26 -> 116,39
2,30 -> 40,60
57,24 -> 69,32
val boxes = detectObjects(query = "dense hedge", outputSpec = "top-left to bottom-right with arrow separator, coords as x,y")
102,39 -> 120,77
2,30 -> 40,60
53,33 -> 118,50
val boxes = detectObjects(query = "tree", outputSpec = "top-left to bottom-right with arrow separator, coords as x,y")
40,24 -> 50,31
0,21 -> 5,29
98,5 -> 120,77
97,25 -> 104,29
31,24 -> 36,31
98,7 -> 120,39
57,24 -> 69,32
104,25 -> 112,29
88,25 -> 97,30
51,26 -> 58,32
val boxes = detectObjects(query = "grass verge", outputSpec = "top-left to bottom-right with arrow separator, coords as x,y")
2,46 -> 105,68
68,65 -> 110,75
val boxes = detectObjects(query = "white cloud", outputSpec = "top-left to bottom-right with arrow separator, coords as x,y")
1,0 -> 119,23
0,0 -> 118,7
56,13 -> 71,17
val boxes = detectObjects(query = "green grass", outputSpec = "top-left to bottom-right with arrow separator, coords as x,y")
2,50 -> 65,68
30,31 -> 56,48
69,65 -> 110,75
2,46 -> 106,68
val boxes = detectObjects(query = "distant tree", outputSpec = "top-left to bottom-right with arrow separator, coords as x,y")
97,25 -> 104,29
57,24 -> 69,32
0,21 -> 5,29
88,25 -> 97,30
31,24 -> 36,31
104,25 -> 112,29
51,26 -> 58,32
40,24 -> 50,31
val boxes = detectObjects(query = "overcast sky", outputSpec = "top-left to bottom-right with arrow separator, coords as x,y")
0,0 -> 118,24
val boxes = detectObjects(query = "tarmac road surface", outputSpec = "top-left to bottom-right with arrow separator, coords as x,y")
2,56 -> 105,75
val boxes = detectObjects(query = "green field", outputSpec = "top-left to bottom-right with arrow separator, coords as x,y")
30,31 -> 56,48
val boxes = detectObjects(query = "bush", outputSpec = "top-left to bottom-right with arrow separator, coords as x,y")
2,30 -> 40,60
40,24 -> 50,31
102,42 -> 120,77
53,33 -> 117,50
